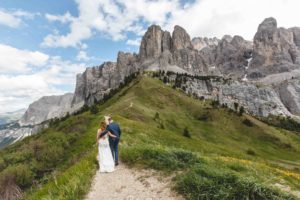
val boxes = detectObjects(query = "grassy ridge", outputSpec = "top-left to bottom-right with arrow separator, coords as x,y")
1,75 -> 300,199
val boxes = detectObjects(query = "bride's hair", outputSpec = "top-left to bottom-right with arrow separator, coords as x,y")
100,121 -> 107,130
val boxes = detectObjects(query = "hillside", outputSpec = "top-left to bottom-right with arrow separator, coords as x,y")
1,75 -> 300,199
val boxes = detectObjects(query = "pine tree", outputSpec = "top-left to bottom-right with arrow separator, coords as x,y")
183,127 -> 191,138
234,102 -> 239,111
239,106 -> 245,116
90,104 -> 99,114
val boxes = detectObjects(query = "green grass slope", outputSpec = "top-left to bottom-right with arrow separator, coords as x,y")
1,75 -> 300,199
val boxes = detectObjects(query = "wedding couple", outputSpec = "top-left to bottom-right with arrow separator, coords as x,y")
96,116 -> 121,173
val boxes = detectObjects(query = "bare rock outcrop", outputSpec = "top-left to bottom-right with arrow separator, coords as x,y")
277,78 -> 300,116
72,62 -> 118,106
171,25 -> 193,51
72,52 -> 140,107
215,35 -> 253,79
249,17 -> 300,79
19,93 -> 74,126
192,37 -> 219,51
139,25 -> 164,61
183,77 -> 290,117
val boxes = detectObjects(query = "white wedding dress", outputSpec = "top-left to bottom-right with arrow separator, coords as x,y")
98,134 -> 115,173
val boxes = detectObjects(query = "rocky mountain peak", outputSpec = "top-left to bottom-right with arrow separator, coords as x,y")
191,37 -> 219,51
139,25 -> 163,61
257,17 -> 277,31
172,25 -> 192,50
221,35 -> 233,43
249,17 -> 300,79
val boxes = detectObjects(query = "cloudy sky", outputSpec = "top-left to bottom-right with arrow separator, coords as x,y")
0,0 -> 299,113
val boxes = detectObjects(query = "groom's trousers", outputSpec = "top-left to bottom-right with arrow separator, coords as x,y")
109,138 -> 119,164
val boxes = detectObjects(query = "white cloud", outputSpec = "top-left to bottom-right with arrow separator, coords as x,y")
76,50 -> 91,61
41,20 -> 93,48
0,44 -> 49,74
0,74 -> 63,113
163,0 -> 300,40
45,12 -> 74,23
37,56 -> 86,86
42,0 -> 300,48
0,9 -> 36,28
0,44 -> 86,113
126,38 -> 141,46
80,43 -> 88,49
0,10 -> 22,28
42,0 -> 180,48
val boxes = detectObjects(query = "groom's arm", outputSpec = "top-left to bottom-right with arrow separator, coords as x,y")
99,129 -> 108,138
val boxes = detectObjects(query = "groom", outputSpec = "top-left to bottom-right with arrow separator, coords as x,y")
100,116 -> 121,166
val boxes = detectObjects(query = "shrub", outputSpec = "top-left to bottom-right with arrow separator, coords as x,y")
221,103 -> 228,108
13,164 -> 35,188
121,146 -> 199,171
171,150 -> 199,166
234,102 -> 239,111
154,112 -> 160,121
90,104 -> 99,114
163,76 -> 168,84
158,122 -> 165,129
227,162 -> 247,172
239,106 -> 245,116
211,100 -> 220,108
196,111 -> 211,121
183,127 -> 191,138
175,166 -> 295,200
262,115 -> 300,133
34,144 -> 64,171
246,149 -> 256,156
3,149 -> 32,165
243,119 -> 253,127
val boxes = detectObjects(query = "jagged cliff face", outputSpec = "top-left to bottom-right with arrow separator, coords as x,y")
182,77 -> 291,117
192,37 -> 219,51
18,17 -> 300,127
19,93 -> 74,126
249,17 -> 300,79
70,17 -> 300,118
277,78 -> 300,116
72,62 -> 118,106
72,52 -> 140,106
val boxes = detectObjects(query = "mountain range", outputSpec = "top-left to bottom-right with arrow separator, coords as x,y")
1,17 -> 300,148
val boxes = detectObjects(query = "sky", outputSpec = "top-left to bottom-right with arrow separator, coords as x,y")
0,0 -> 299,113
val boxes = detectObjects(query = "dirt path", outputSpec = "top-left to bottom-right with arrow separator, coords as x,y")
85,163 -> 183,200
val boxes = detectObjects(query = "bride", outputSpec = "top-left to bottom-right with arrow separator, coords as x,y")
97,121 -> 116,172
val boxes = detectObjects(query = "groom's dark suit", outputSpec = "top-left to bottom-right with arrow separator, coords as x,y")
100,122 -> 121,165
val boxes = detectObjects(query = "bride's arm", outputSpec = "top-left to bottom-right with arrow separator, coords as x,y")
108,131 -> 117,138
96,129 -> 101,143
